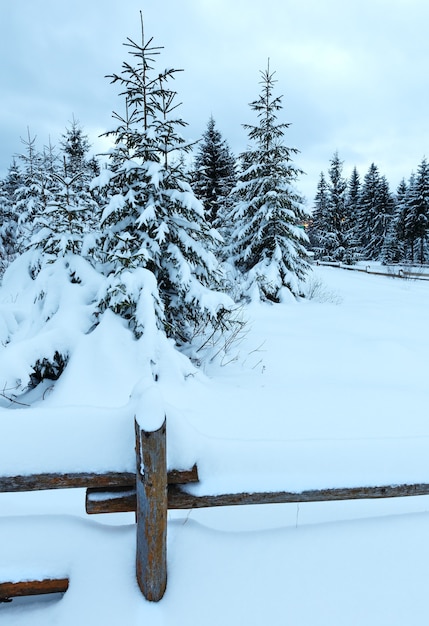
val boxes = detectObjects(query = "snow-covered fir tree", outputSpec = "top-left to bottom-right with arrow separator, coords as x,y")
326,151 -> 349,260
390,178 -> 409,261
0,159 -> 21,271
380,177 -> 406,264
225,63 -> 310,301
192,116 -> 236,225
309,154 -> 356,263
2,157 -> 22,203
14,130 -> 52,255
60,116 -> 101,199
28,121 -> 100,264
94,14 -> 233,346
357,163 -> 394,260
0,124 -> 103,392
344,166 -> 360,262
0,179 -> 13,275
405,157 -> 429,263
61,117 -> 91,179
308,171 -> 329,257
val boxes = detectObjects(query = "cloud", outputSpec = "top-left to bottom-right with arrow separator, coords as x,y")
2,0 -> 429,204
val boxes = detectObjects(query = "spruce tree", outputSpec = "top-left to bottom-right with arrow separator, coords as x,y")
328,152 -> 347,234
61,116 -> 91,180
192,116 -> 236,225
309,153 -> 356,263
0,159 -> 21,268
29,121 -> 99,263
357,163 -> 379,256
326,152 -> 349,261
308,171 -> 329,258
405,157 -> 429,263
0,179 -> 13,275
225,63 -> 310,301
380,178 -> 401,264
357,164 -> 394,260
393,178 -> 410,261
14,130 -> 51,257
95,14 -> 232,344
3,158 -> 22,203
344,166 -> 361,262
0,127 -> 102,391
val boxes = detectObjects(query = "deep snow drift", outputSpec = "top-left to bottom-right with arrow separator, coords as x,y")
1,265 -> 429,625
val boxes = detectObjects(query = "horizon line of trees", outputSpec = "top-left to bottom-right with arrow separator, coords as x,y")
308,151 -> 429,265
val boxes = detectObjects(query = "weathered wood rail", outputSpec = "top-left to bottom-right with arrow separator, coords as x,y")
2,416 -> 429,603
0,579 -> 69,603
86,481 -> 429,514
0,465 -> 198,493
317,260 -> 429,280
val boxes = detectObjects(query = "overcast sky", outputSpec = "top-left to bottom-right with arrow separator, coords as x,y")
1,0 -> 429,204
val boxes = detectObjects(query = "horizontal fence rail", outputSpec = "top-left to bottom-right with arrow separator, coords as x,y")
0,579 -> 69,602
85,482 -> 429,514
0,465 -> 199,493
317,261 -> 429,280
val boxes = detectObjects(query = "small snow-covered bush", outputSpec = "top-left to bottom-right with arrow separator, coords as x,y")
0,251 -> 103,399
302,275 -> 342,304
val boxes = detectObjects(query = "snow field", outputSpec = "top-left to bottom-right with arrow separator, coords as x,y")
1,266 -> 429,624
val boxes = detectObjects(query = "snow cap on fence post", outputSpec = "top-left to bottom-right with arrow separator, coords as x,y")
132,379 -> 166,432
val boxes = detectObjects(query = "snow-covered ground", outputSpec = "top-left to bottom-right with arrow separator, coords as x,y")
1,265 -> 429,625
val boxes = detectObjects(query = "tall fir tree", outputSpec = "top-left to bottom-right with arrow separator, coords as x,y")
326,151 -> 350,261
405,157 -> 429,263
225,63 -> 310,301
94,14 -> 232,345
0,179 -> 13,274
14,129 -> 52,257
378,176 -> 398,263
309,153 -> 355,262
379,177 -> 406,264
392,178 -> 409,261
192,116 -> 236,225
308,171 -> 329,257
344,166 -> 361,261
0,159 -> 21,268
29,121 -> 99,263
3,158 -> 22,202
61,116 -> 91,180
0,126 -> 103,390
357,164 -> 394,260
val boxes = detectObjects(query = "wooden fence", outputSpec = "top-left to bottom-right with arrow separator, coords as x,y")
317,260 -> 429,280
2,416 -> 429,602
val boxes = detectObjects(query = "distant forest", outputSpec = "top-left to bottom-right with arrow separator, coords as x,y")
308,151 -> 429,265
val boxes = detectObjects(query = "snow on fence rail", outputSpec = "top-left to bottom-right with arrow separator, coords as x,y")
317,261 -> 429,280
2,416 -> 429,602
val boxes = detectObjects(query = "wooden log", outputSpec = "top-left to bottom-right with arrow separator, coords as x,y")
135,417 -> 167,602
0,471 -> 135,493
87,480 -> 429,514
86,486 -> 137,514
0,465 -> 198,494
167,482 -> 429,509
0,578 -> 69,601
166,464 -> 199,484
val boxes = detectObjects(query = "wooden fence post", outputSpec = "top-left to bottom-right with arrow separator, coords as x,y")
135,416 -> 167,602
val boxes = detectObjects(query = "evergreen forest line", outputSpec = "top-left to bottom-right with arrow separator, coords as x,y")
308,152 -> 429,266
